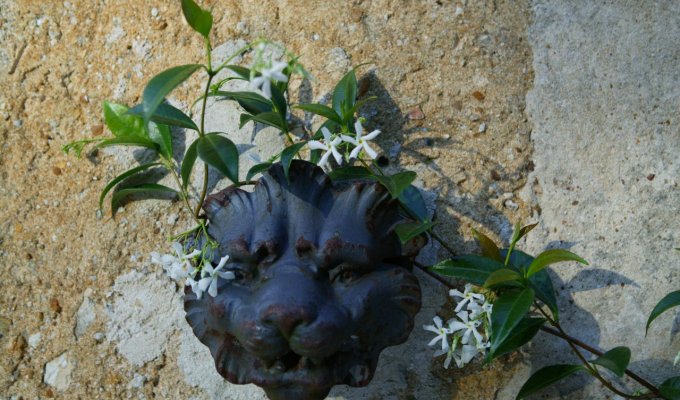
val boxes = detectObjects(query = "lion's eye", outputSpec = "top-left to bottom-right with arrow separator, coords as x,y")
330,264 -> 362,284
226,264 -> 254,283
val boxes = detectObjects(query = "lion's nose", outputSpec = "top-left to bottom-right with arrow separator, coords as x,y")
257,272 -> 325,339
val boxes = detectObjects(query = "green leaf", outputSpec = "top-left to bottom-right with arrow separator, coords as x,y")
148,122 -> 173,159
660,376 -> 680,400
332,69 -> 357,122
529,269 -> 560,321
196,134 -> 239,184
484,268 -> 524,289
349,95 -> 378,116
99,162 -> 162,211
294,104 -> 342,124
526,249 -> 588,277
245,111 -> 285,131
646,290 -> 680,334
111,183 -> 177,216
328,166 -> 375,181
376,171 -> 416,199
213,91 -> 273,115
246,162 -> 272,181
591,346 -> 630,377
490,288 -> 535,354
270,85 -> 288,124
180,0 -> 213,38
224,65 -> 250,79
472,228 -> 502,262
430,255 -> 504,286
503,248 -> 560,321
142,64 -> 202,122
281,142 -> 307,181
129,102 -> 198,131
395,221 -> 434,244
516,365 -> 587,399
103,101 -> 146,138
489,317 -> 545,360
95,136 -> 157,150
398,185 -> 429,222
181,139 -> 199,190
518,222 -> 538,240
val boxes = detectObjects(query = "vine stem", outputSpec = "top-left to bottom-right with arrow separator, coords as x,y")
194,39 -> 215,219
413,233 -> 663,398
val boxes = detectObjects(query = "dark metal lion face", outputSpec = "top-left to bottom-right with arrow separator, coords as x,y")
184,161 -> 425,400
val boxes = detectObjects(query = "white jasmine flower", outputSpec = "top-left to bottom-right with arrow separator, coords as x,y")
448,310 -> 483,346
449,283 -> 485,312
341,121 -> 380,159
193,255 -> 235,298
151,242 -> 201,282
249,61 -> 288,99
456,343 -> 480,368
423,316 -> 451,352
308,127 -> 342,168
434,334 -> 460,369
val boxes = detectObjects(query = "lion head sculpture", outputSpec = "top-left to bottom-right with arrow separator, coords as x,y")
184,160 -> 426,400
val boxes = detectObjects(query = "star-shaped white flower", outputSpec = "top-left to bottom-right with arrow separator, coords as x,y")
434,335 -> 480,369
449,283 -> 486,312
423,316 -> 451,352
151,242 -> 201,282
448,310 -> 484,346
308,127 -> 342,168
249,61 -> 289,99
190,255 -> 235,299
341,121 -> 380,159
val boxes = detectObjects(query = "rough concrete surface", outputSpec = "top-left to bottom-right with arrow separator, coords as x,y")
0,0 -> 677,399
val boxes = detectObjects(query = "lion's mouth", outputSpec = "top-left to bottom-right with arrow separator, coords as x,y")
264,351 -> 324,373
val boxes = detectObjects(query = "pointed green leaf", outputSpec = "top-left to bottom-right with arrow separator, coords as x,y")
660,376 -> 680,400
430,255 -> 504,286
490,288 -> 535,354
529,269 -> 559,321
591,347 -> 630,377
196,134 -> 239,184
99,162 -> 163,211
349,95 -> 378,116
376,171 -> 416,199
399,185 -> 429,222
142,64 -> 202,122
516,365 -> 586,399
224,65 -> 250,79
246,162 -> 272,181
111,183 -> 177,216
270,85 -> 288,124
294,104 -> 342,124
484,268 -> 524,289
395,221 -> 434,244
129,103 -> 198,131
332,69 -> 357,121
180,0 -> 213,38
328,166 -> 375,181
646,290 -> 680,334
95,136 -> 157,150
181,139 -> 199,190
489,317 -> 545,360
103,101 -> 146,138
281,142 -> 307,181
246,111 -> 285,131
519,222 -> 538,240
503,248 -> 560,321
390,171 -> 417,197
526,249 -> 588,277
472,228 -> 502,262
213,91 -> 273,115
148,122 -> 173,158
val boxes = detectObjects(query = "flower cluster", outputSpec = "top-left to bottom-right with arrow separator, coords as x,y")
151,242 -> 234,299
308,121 -> 381,169
423,284 -> 493,369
